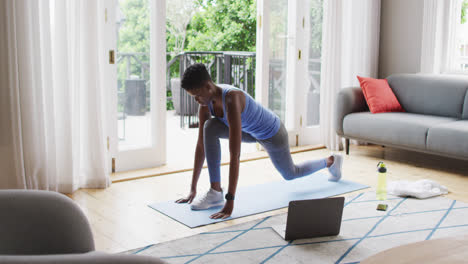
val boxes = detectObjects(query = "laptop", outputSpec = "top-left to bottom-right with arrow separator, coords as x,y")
272,197 -> 345,240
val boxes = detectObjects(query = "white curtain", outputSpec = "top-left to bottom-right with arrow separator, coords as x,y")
0,0 -> 110,193
420,0 -> 462,74
320,0 -> 381,150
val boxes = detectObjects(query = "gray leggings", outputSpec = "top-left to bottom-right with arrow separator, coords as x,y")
203,118 -> 327,182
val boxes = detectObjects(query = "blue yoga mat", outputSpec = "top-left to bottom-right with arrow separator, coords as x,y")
149,172 -> 369,228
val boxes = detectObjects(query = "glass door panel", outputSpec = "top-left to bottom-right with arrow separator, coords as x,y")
306,0 -> 322,127
117,0 -> 152,150
268,0 -> 288,123
299,0 -> 323,145
109,0 -> 166,172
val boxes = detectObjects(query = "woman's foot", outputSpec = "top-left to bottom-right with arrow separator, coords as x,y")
327,154 -> 343,182
190,188 -> 224,210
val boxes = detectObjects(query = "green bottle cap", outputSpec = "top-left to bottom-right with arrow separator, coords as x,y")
377,162 -> 387,173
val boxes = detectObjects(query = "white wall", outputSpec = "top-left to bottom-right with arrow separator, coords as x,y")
378,0 -> 425,78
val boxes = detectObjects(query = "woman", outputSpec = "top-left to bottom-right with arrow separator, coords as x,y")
175,64 -> 343,219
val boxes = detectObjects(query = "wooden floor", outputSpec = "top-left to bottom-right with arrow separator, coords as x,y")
69,144 -> 468,253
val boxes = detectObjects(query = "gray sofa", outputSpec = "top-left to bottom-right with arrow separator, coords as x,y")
336,74 -> 468,160
0,190 -> 166,264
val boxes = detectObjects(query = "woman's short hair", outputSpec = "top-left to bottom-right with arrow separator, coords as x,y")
181,63 -> 212,91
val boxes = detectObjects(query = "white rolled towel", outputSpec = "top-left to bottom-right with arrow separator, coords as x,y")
388,179 -> 448,199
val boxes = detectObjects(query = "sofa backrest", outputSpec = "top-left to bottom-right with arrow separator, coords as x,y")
387,74 -> 468,118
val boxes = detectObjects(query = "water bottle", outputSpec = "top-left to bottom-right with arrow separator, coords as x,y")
377,162 -> 387,201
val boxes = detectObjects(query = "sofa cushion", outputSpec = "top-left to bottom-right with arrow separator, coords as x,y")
427,120 -> 468,159
387,74 -> 468,118
357,76 -> 405,114
343,112 -> 457,150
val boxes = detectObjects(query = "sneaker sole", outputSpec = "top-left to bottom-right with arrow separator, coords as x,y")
190,201 -> 225,211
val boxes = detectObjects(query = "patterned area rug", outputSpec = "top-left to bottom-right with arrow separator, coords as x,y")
124,192 -> 468,264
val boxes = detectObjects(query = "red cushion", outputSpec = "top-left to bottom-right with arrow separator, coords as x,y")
357,76 -> 405,114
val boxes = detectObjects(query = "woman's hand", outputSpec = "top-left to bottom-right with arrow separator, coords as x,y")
175,190 -> 196,204
210,200 -> 234,219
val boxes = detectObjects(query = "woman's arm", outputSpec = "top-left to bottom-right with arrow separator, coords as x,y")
175,105 -> 211,204
210,90 -> 245,219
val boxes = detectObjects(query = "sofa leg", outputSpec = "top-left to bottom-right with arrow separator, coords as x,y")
345,138 -> 350,155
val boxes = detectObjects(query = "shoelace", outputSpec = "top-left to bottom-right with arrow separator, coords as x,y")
197,191 -> 212,204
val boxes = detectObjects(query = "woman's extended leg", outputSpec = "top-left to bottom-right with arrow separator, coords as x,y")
259,124 -> 336,181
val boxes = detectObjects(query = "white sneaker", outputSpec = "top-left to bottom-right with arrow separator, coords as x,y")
190,188 -> 224,210
328,154 -> 343,182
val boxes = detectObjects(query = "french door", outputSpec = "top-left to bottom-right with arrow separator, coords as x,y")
104,0 -> 322,172
257,0 -> 323,146
106,0 -> 166,172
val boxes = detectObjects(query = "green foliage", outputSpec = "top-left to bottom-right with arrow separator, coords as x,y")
166,90 -> 174,110
118,0 -> 150,53
166,0 -> 257,90
185,0 -> 257,52
462,0 -> 468,24
117,0 -> 152,109
117,0 -> 258,111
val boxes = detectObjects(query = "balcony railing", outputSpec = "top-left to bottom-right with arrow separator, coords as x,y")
116,51 -> 256,130
117,51 -> 322,133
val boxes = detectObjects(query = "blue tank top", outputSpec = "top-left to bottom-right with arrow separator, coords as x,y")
208,84 -> 281,140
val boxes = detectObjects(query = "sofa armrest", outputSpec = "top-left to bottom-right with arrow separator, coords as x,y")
335,86 -> 368,136
0,252 -> 168,264
0,190 -> 94,255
